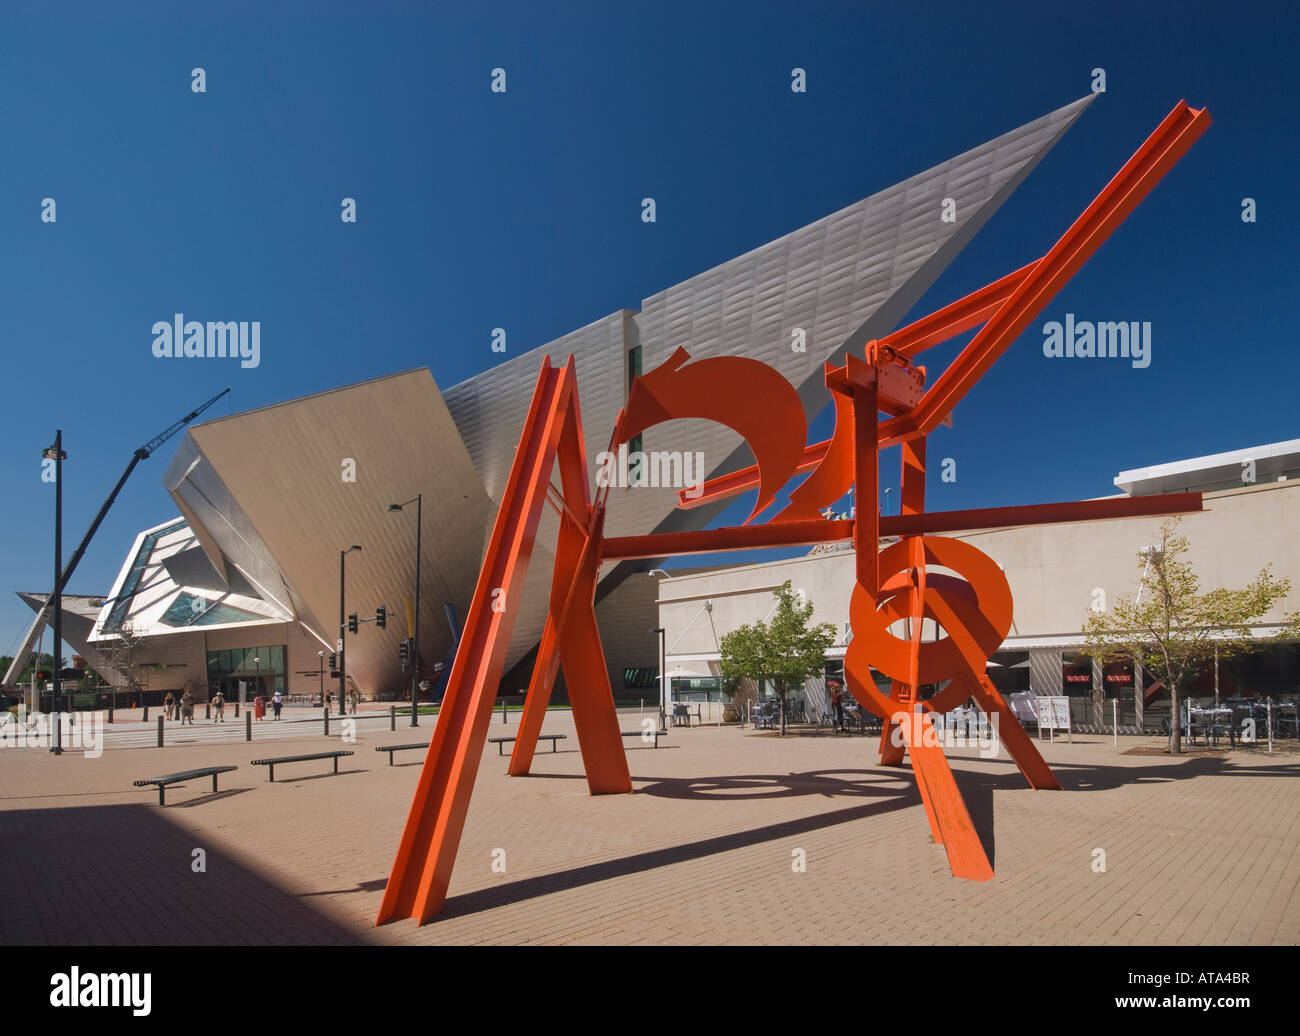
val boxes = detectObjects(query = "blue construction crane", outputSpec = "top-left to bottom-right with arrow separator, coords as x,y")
3,388 -> 231,687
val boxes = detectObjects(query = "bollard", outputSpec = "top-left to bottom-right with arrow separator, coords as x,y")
245,711 -> 252,742
234,700 -> 240,719
205,703 -> 211,720
323,707 -> 330,737
143,705 -> 149,723
157,715 -> 164,748
390,705 -> 396,732
108,704 -> 114,724
1112,699 -> 1118,749
501,699 -> 508,724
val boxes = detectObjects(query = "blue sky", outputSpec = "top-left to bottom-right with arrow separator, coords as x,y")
2,0 -> 1297,656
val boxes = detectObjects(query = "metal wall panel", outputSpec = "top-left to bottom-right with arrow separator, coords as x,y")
163,369 -> 492,697
447,96 -> 1094,678
142,98 -> 1094,696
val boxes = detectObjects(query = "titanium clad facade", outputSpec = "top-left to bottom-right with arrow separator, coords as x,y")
20,97 -> 1097,699
162,369 -> 492,697
448,95 -> 1095,678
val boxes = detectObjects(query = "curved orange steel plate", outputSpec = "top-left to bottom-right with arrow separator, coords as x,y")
846,537 -> 1012,717
772,365 -> 855,523
620,346 -> 806,523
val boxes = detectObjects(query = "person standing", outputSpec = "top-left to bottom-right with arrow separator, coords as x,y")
271,690 -> 283,721
180,690 -> 195,726
348,687 -> 359,715
164,691 -> 176,722
830,681 -> 845,731
254,693 -> 266,722
212,690 -> 225,723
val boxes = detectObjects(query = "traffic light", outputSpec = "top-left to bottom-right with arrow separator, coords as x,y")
398,639 -> 410,671
375,605 -> 387,630
347,612 -> 359,634
328,653 -> 339,676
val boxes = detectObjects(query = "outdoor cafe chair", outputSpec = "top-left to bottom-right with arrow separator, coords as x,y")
1207,707 -> 1235,747
1228,704 -> 1256,745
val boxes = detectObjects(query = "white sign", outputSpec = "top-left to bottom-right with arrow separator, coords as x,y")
335,638 -> 343,652
1037,695 -> 1072,743
1040,696 -> 1070,728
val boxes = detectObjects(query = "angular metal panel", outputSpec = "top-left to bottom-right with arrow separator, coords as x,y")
164,370 -> 492,697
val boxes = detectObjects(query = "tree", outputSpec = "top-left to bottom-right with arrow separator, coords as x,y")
1081,518 -> 1297,755
719,580 -> 836,735
718,673 -> 754,722
4,652 -> 57,685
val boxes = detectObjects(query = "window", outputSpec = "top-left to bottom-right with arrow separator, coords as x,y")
104,520 -> 187,631
622,667 -> 659,689
206,644 -> 288,695
627,345 -> 643,393
159,593 -> 265,628
1062,651 -> 1093,696
627,346 -> 645,462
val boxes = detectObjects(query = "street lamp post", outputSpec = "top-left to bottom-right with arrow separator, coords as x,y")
651,627 -> 666,731
387,496 -> 422,728
317,650 -> 324,702
339,545 -> 362,717
44,431 -> 66,755
31,627 -> 43,717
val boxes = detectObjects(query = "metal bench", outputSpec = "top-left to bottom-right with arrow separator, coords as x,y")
374,742 -> 429,765
133,765 -> 238,806
621,728 -> 667,748
249,750 -> 354,782
487,734 -> 565,756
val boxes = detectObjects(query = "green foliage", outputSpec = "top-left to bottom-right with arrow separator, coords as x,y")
5,652 -> 57,684
1081,517 -> 1297,753
719,581 -> 836,731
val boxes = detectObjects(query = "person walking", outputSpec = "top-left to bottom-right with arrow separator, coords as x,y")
830,681 -> 845,731
180,690 -> 195,726
164,691 -> 176,722
254,693 -> 266,722
348,687 -> 359,715
212,690 -> 225,723
271,690 -> 283,721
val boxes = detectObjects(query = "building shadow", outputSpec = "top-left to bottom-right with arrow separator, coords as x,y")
0,804 -> 371,946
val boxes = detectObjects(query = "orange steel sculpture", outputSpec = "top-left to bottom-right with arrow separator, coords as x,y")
378,100 -> 1211,924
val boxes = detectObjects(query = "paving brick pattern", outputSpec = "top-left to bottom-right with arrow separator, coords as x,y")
2,711 -> 1297,945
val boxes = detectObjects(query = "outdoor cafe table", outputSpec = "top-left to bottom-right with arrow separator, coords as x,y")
1189,706 -> 1234,746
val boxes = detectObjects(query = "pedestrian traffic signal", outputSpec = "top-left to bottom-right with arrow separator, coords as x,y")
398,639 -> 410,670
348,612 -> 359,634
375,605 -> 387,630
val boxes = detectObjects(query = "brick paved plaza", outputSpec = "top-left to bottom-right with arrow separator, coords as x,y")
2,710 -> 1298,945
